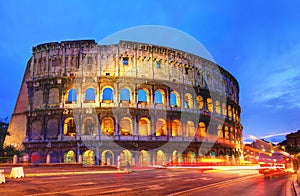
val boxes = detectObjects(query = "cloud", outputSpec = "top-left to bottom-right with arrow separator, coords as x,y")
252,43 -> 300,110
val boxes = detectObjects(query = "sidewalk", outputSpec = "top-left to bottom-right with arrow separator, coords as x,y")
0,164 -> 157,178
292,171 -> 300,196
0,164 -> 126,178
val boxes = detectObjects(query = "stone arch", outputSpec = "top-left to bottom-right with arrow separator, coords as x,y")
197,95 -> 204,110
154,88 -> 166,104
156,150 -> 166,165
47,151 -> 60,163
186,121 -> 195,137
84,87 -> 96,102
120,150 -> 132,166
137,87 -> 150,104
120,117 -> 133,135
101,86 -> 114,103
170,90 -> 180,107
139,150 -> 149,166
64,150 -> 76,163
222,103 -> 227,116
82,117 -> 96,135
186,150 -> 196,163
215,100 -> 221,114
172,150 -> 179,163
120,87 -> 132,103
33,90 -> 43,107
31,152 -> 42,163
155,118 -> 167,136
219,150 -> 224,157
171,119 -> 182,136
210,150 -> 216,157
31,120 -> 42,140
217,125 -> 223,139
228,105 -> 232,118
46,118 -> 59,139
83,150 -> 95,165
207,98 -> 213,112
197,122 -> 206,138
184,93 -> 193,109
101,150 -> 114,166
63,117 -> 76,136
101,117 -> 114,135
48,88 -> 59,104
66,87 -> 77,103
138,117 -> 150,136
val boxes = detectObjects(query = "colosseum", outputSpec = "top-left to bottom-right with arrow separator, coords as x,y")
6,39 -> 243,166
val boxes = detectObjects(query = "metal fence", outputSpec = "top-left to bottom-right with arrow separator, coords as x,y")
0,157 -> 13,163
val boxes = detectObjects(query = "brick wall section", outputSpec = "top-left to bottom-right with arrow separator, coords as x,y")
4,60 -> 31,149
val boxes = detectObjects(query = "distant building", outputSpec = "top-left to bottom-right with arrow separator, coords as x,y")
286,130 -> 300,147
5,40 -> 243,166
243,139 -> 273,162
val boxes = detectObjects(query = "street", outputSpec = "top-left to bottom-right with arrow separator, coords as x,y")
0,168 -> 296,196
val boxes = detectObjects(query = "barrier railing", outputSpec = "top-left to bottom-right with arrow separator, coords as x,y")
0,169 -> 5,183
0,157 -> 13,164
10,167 -> 24,178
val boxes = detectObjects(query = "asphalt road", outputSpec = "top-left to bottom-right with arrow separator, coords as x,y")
0,168 -> 296,196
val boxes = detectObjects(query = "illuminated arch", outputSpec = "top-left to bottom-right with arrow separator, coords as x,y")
218,125 -> 223,139
102,86 -> 114,103
222,103 -> 227,116
102,117 -> 114,135
225,126 -> 229,139
228,105 -> 232,119
184,93 -> 193,109
170,91 -> 180,107
236,110 -> 240,122
197,122 -> 206,138
155,89 -> 166,104
64,150 -> 75,163
207,98 -> 213,113
232,107 -> 236,121
120,150 -> 132,166
155,118 -> 167,136
139,150 -> 149,166
63,117 -> 76,136
66,88 -> 77,103
156,150 -> 166,165
83,150 -> 95,165
120,117 -> 132,135
172,150 -> 178,163
215,100 -> 221,114
137,88 -> 150,104
171,120 -> 182,136
138,117 -> 150,136
186,121 -> 195,137
186,151 -> 196,163
197,96 -> 204,110
101,150 -> 114,166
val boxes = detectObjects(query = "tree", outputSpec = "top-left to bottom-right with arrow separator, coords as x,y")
0,117 -> 9,157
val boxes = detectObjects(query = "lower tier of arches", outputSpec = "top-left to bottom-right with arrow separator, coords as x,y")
24,141 -> 243,166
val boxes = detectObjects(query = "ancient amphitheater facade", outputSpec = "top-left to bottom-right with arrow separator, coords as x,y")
6,40 -> 243,166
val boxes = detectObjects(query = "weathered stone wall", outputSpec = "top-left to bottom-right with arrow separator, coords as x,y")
6,40 -> 242,155
5,60 -> 31,149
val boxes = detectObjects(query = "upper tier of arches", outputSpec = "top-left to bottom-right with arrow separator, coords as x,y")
29,40 -> 240,104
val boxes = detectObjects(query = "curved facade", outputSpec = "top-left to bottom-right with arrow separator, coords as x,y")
6,40 -> 242,166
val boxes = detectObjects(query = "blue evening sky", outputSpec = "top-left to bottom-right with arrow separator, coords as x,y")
1,0 -> 300,140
